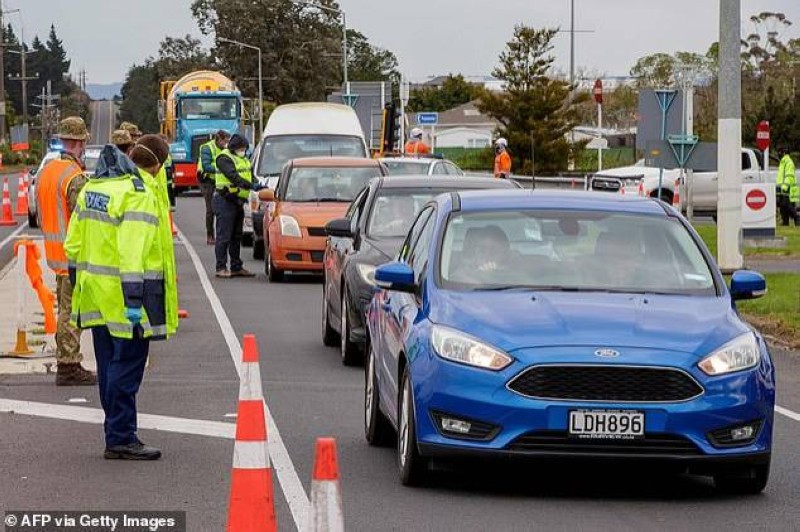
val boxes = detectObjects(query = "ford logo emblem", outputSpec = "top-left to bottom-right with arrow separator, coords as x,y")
595,348 -> 620,358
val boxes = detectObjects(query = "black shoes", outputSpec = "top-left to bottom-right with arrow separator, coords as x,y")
104,442 -> 162,461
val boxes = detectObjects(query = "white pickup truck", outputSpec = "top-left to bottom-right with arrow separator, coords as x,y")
590,148 -> 776,217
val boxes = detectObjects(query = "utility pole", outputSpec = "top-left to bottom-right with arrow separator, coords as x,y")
717,0 -> 743,271
9,25 -> 38,128
0,9 -> 21,144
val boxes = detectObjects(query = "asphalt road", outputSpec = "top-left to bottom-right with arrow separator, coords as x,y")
0,171 -> 30,270
89,100 -> 117,146
3,195 -> 800,531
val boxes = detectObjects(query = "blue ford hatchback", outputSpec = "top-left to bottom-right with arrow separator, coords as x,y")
365,190 -> 774,492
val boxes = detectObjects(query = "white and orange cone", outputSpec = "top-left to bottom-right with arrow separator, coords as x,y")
0,176 -> 19,226
673,177 -> 682,208
14,170 -> 29,216
227,334 -> 277,532
306,438 -> 344,532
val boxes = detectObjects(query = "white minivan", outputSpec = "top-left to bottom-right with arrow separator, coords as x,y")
247,102 -> 368,257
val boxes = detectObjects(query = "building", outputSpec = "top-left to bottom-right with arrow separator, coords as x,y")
410,100 -> 499,150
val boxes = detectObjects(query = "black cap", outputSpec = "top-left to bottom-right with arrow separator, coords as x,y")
228,134 -> 249,152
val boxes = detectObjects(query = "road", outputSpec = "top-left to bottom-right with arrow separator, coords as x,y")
3,195 -> 800,530
89,100 -> 117,146
0,172 -> 29,271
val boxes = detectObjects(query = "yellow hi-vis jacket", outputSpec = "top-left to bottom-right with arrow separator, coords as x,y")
777,154 -> 799,204
214,149 -> 253,199
197,140 -> 223,182
64,172 -> 164,340
143,166 -> 179,338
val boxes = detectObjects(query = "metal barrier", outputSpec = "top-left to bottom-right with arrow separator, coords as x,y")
464,173 -> 590,190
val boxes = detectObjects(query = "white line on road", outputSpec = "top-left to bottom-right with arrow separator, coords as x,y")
0,398 -> 236,439
776,405 -> 800,423
0,222 -> 29,252
178,227 -> 309,530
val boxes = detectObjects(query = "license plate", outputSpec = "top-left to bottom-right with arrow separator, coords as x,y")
568,410 -> 644,440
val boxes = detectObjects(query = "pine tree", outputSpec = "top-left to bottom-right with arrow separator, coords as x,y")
45,25 -> 71,95
3,24 -> 23,117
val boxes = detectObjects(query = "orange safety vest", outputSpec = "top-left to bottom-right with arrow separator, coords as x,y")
494,151 -> 512,178
405,140 -> 430,156
37,159 -> 83,274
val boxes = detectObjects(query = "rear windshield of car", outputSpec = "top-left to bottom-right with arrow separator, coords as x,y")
382,160 -> 429,176
257,135 -> 367,176
439,210 -> 716,295
283,166 -> 378,202
368,189 -> 448,238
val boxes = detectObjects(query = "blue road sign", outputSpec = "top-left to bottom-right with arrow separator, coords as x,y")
416,112 -> 439,125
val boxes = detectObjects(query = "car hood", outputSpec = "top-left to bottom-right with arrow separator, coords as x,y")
278,201 -> 350,228
429,290 -> 748,357
361,237 -> 404,264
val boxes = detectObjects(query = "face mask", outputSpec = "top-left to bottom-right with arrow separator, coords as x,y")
236,150 -> 246,158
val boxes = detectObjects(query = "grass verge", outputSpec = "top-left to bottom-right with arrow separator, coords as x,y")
694,225 -> 800,258
737,273 -> 800,348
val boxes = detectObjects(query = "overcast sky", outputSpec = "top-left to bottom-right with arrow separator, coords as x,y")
10,0 -> 800,86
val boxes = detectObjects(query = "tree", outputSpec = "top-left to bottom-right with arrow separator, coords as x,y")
156,35 -> 214,79
118,63 -> 160,134
477,25 -> 583,174
347,30 -> 399,83
407,74 -> 480,113
3,24 -> 23,118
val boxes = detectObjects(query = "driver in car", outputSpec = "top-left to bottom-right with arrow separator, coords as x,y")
450,226 -> 515,284
381,196 -> 417,235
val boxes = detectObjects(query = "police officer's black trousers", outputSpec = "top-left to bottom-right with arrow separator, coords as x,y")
91,325 -> 150,447
213,192 -> 244,272
201,181 -> 216,238
778,195 -> 800,226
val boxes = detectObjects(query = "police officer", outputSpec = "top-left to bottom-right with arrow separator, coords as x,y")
213,134 -> 255,278
64,141 -> 171,460
198,130 -> 230,245
35,117 -> 96,386
494,138 -> 512,179
776,148 -> 799,226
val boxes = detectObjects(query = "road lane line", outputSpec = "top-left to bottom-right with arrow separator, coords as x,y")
777,405 -> 800,422
0,222 -> 29,252
177,227 -> 309,530
0,398 -> 235,439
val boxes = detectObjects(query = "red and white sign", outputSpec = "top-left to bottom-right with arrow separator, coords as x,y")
593,79 -> 603,105
755,121 -> 770,152
745,188 -> 767,211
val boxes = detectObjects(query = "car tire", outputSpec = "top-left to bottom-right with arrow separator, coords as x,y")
266,245 -> 284,283
365,337 -> 393,447
397,368 -> 428,486
340,288 -> 362,366
242,233 -> 254,248
322,276 -> 339,347
253,238 -> 265,260
714,463 -> 770,495
27,211 -> 38,229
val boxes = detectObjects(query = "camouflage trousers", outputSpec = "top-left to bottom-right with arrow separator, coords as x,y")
56,274 -> 82,364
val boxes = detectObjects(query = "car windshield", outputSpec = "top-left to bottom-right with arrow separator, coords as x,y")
367,190 -> 445,238
284,167 -> 377,202
439,210 -> 716,295
179,97 -> 239,120
258,135 -> 367,176
382,160 -> 429,176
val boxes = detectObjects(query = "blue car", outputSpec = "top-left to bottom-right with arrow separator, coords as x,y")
365,190 -> 774,492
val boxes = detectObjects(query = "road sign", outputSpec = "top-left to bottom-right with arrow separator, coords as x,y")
586,137 -> 608,150
745,188 -> 767,211
416,112 -> 439,126
593,79 -> 603,105
755,121 -> 770,152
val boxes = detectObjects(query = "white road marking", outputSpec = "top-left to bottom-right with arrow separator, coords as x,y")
178,227 -> 309,530
0,398 -> 235,439
776,405 -> 800,423
0,222 -> 29,253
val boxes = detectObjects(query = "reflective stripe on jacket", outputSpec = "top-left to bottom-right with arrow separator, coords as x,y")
36,159 -> 83,274
64,173 -> 163,340
214,149 -> 253,199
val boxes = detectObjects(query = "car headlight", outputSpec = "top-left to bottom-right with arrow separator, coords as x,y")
698,333 -> 761,376
357,264 -> 377,286
431,326 -> 512,371
279,215 -> 302,238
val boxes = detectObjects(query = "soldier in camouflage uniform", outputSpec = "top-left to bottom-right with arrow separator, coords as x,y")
38,117 -> 96,385
120,121 -> 143,142
111,129 -> 134,154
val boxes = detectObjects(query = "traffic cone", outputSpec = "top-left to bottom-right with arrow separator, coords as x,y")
637,181 -> 645,197
0,176 -> 19,226
673,178 -> 681,208
14,171 -> 29,216
226,334 -> 276,532
307,438 -> 344,532
170,212 -> 177,237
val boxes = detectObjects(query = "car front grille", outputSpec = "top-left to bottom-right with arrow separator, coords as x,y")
507,365 -> 703,403
307,227 -> 327,237
507,431 -> 701,455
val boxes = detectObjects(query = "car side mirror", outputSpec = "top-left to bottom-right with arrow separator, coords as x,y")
258,189 -> 275,202
730,270 -> 767,301
325,218 -> 353,239
375,261 -> 416,293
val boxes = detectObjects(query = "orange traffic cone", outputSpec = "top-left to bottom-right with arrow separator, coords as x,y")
637,181 -> 645,197
307,438 -> 344,532
170,212 -> 177,237
14,171 -> 29,216
226,334 -> 276,532
673,177 -> 681,208
0,176 -> 19,226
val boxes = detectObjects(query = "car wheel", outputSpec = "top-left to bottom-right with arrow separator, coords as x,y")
397,368 -> 428,486
27,211 -> 38,228
322,276 -> 339,347
714,463 -> 770,495
253,238 -> 265,260
365,337 -> 393,447
266,245 -> 283,283
340,288 -> 361,366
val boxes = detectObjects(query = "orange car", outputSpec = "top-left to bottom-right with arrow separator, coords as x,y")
258,157 -> 386,282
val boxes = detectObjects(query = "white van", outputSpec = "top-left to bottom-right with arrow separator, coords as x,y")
247,102 -> 368,257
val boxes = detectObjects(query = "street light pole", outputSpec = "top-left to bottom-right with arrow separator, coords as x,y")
218,37 -> 264,137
